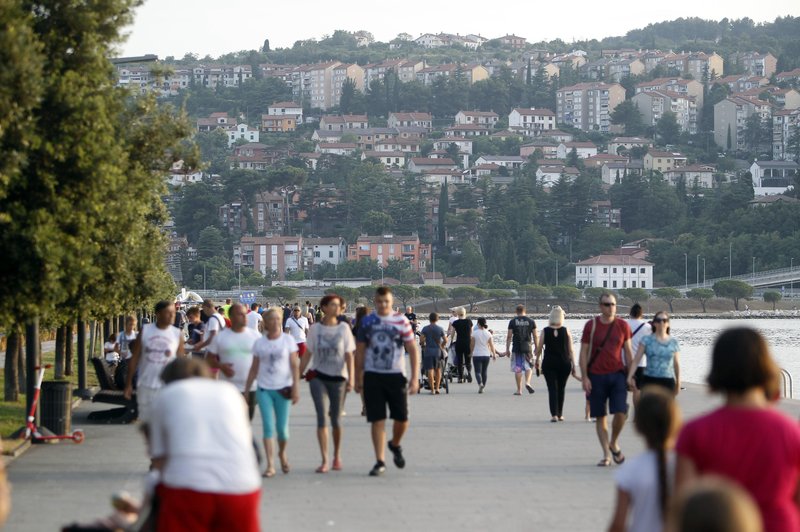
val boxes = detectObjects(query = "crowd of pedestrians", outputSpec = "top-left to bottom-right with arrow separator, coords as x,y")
94,287 -> 800,532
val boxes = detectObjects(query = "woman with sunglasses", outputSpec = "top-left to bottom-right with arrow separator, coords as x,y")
627,311 -> 681,394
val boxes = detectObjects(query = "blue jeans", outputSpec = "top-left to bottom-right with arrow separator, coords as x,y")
256,388 -> 291,441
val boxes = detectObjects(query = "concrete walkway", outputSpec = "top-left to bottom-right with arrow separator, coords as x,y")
6,362 -> 800,531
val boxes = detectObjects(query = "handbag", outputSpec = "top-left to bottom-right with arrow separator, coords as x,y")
277,386 -> 293,399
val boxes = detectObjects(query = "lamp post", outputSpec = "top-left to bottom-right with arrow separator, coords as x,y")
379,265 -> 384,286
696,254 -> 700,285
702,258 -> 706,287
791,257 -> 794,299
555,260 -> 559,286
684,253 -> 688,289
752,256 -> 756,279
729,241 -> 732,278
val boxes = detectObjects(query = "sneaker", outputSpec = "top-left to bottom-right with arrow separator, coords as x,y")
525,384 -> 535,394
478,385 -> 484,394
388,442 -> 406,469
369,461 -> 386,476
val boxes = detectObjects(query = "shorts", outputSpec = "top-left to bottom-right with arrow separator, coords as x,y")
510,351 -> 532,373
156,485 -> 260,532
634,367 -> 645,389
640,374 -> 676,392
363,372 -> 408,423
136,385 -> 160,424
296,342 -> 307,357
422,354 -> 440,372
588,372 -> 628,419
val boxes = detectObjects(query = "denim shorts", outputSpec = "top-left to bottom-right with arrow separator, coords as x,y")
588,371 -> 628,418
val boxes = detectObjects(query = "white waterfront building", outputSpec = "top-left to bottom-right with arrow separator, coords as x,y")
575,255 -> 654,290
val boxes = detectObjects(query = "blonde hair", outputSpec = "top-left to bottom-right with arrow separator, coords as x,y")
264,307 -> 284,322
549,305 -> 565,326
457,307 -> 466,318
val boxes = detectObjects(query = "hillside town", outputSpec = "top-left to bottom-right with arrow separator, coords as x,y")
117,30 -> 800,291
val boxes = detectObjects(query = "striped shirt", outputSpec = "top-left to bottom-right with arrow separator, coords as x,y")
357,312 -> 414,375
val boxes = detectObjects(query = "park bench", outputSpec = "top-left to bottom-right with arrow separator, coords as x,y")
87,357 -> 137,423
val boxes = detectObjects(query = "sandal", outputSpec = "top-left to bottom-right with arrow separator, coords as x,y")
315,464 -> 329,474
597,458 -> 611,467
611,448 -> 625,465
263,469 -> 276,478
332,458 -> 342,471
281,462 -> 291,474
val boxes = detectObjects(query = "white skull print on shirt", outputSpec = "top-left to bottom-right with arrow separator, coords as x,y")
357,312 -> 414,376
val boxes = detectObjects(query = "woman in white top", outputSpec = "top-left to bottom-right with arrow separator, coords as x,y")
300,294 -> 355,473
608,386 -> 679,532
245,308 -> 300,478
470,317 -> 497,394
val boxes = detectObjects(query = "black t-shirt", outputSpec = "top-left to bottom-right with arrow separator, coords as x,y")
405,313 -> 418,332
508,316 -> 537,354
452,318 -> 473,348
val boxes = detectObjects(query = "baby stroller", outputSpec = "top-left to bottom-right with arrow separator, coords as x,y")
419,350 -> 450,394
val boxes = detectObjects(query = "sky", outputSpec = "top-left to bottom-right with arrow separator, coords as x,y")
120,0 -> 799,59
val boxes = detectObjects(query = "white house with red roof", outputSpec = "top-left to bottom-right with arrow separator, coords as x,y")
575,255 -> 654,290
508,108 -> 556,135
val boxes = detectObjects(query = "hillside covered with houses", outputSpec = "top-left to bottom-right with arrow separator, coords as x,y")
124,19 -> 800,291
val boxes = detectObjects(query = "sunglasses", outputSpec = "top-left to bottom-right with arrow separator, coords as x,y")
653,317 -> 670,323
600,302 -> 616,307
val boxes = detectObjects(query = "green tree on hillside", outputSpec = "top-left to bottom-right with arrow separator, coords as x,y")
656,111 -> 681,146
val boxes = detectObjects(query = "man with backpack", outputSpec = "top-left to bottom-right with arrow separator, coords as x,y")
190,299 -> 226,357
579,292 -> 634,467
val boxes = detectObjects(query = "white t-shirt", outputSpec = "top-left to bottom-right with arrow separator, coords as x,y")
209,328 -> 261,392
305,322 -> 355,379
104,342 -> 119,364
253,333 -> 298,390
627,318 -> 651,368
138,323 -> 182,389
117,330 -> 138,360
246,311 -> 263,331
149,379 -> 261,495
203,313 -> 226,345
614,450 -> 675,532
285,315 -> 309,343
472,328 -> 493,357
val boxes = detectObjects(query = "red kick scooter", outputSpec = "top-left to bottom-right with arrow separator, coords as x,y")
23,364 -> 85,443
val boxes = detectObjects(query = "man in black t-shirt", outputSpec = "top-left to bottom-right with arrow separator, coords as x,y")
404,306 -> 419,334
505,305 -> 539,395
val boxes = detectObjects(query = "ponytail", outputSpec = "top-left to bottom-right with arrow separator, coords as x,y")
633,386 -> 681,525
655,445 -> 668,518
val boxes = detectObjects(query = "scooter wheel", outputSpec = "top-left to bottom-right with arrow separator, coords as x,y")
72,430 -> 85,444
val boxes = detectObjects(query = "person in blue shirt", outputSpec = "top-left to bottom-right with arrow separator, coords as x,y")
627,311 -> 681,394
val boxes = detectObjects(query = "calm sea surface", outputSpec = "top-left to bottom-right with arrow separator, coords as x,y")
422,318 -> 800,393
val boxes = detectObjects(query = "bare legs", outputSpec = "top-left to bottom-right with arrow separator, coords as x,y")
371,420 -> 408,463
263,438 -> 289,476
594,412 -> 627,461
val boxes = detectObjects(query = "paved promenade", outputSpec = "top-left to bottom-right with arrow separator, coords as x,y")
6,362 -> 800,531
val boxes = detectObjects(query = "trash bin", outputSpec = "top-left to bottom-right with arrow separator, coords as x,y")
40,381 -> 72,435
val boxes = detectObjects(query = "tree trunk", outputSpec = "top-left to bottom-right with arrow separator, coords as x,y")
17,337 -> 26,395
4,331 -> 20,402
88,320 -> 96,359
65,323 -> 74,376
77,320 -> 87,392
701,301 -> 707,313
54,325 -> 66,379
